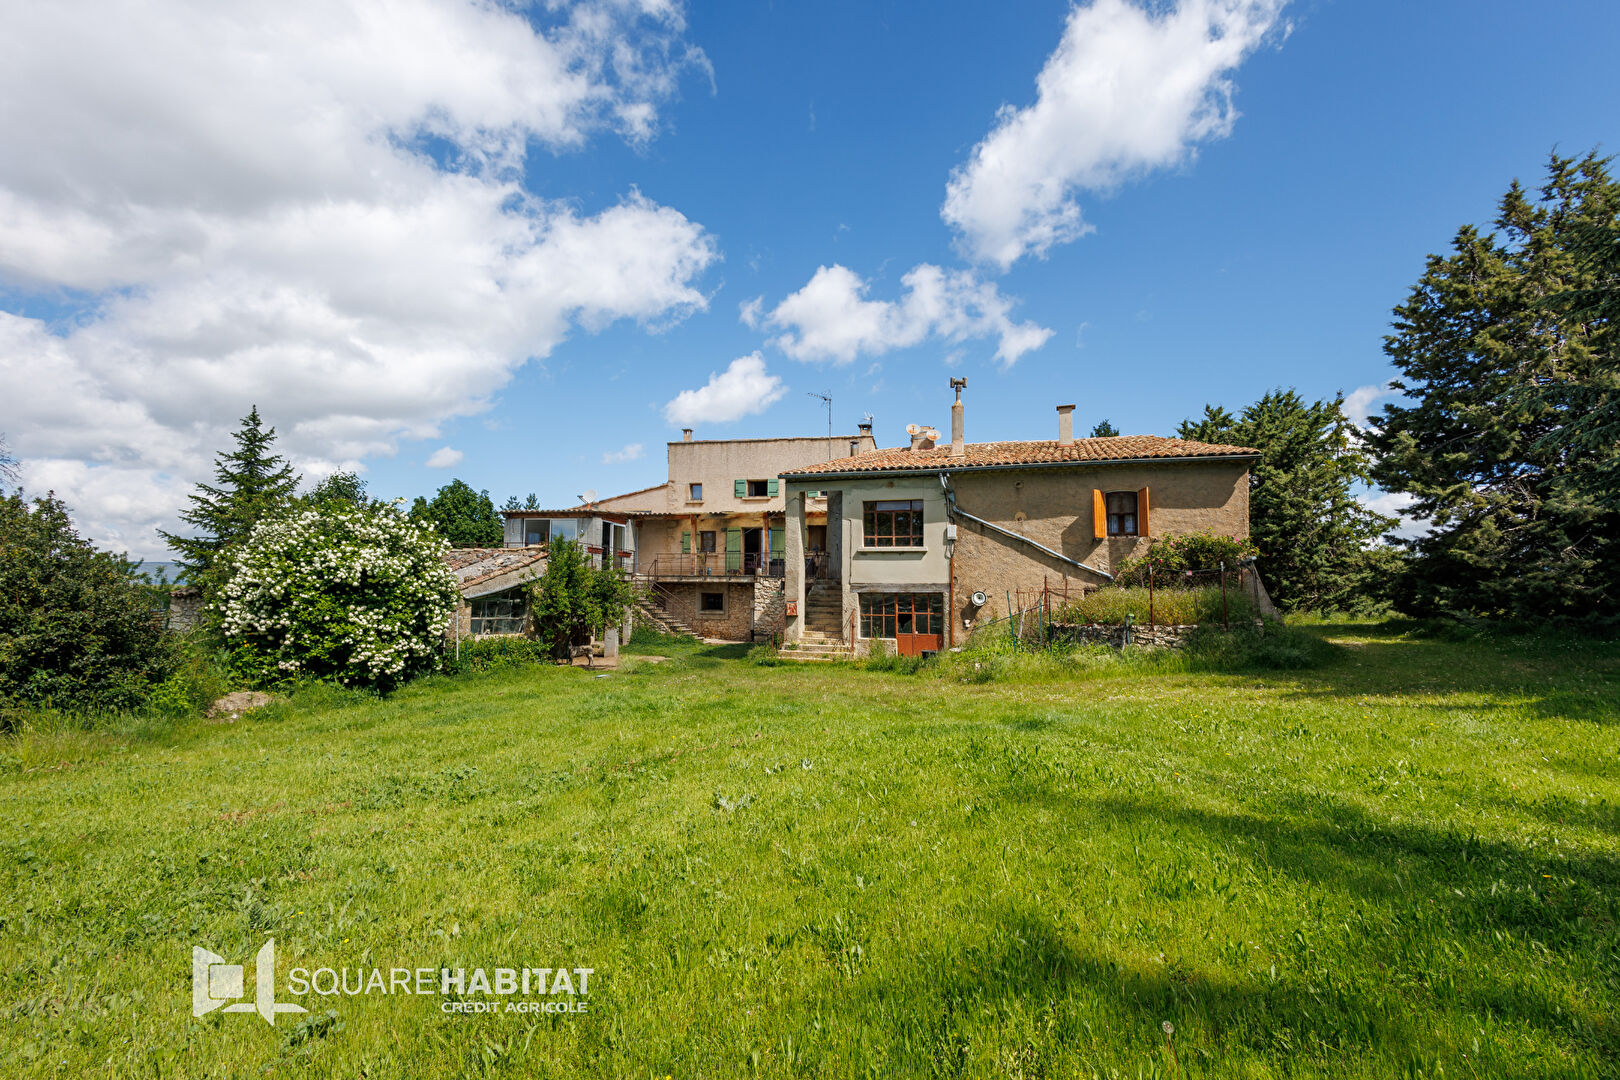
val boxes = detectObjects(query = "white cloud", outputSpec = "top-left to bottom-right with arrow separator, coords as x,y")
0,0 -> 716,557
738,296 -> 765,329
943,0 -> 1289,269
1358,490 -> 1429,541
1343,382 -> 1399,430
425,446 -> 464,469
663,353 -> 787,427
761,263 -> 1053,367
602,442 -> 645,464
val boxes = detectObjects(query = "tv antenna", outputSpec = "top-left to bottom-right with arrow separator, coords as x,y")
807,390 -> 833,441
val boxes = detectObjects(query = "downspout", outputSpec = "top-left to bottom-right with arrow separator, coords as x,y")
938,472 -> 1113,582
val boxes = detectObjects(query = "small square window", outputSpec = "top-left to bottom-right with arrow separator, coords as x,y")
700,591 -> 725,613
747,479 -> 770,497
699,530 -> 716,553
1105,491 -> 1139,537
689,483 -> 703,501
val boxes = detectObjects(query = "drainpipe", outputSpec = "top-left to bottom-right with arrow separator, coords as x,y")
938,472 -> 1113,582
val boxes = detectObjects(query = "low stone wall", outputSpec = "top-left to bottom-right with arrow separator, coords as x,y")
1049,622 -> 1200,649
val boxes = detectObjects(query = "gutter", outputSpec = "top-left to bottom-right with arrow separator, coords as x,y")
938,472 -> 1113,582
782,452 -> 1260,483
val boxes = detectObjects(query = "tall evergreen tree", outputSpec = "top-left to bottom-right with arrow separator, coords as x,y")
1179,391 -> 1394,612
159,407 -> 299,589
409,479 -> 503,548
1368,152 -> 1620,619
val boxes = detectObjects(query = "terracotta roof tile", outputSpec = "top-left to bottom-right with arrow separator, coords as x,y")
780,435 -> 1259,477
440,547 -> 548,588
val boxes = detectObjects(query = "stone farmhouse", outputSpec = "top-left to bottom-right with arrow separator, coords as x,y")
439,385 -> 1259,654
778,385 -> 1260,658
595,427 -> 877,640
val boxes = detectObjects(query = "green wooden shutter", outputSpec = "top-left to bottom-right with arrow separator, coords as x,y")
769,527 -> 785,557
734,479 -> 747,498
725,527 -> 742,572
680,531 -> 690,553
767,478 -> 779,496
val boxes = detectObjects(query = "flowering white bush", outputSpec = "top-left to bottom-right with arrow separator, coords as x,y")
218,504 -> 459,690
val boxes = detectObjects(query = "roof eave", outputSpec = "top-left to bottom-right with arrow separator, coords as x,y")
780,452 -> 1261,481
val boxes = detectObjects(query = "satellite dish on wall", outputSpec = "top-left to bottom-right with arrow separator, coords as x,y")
969,591 -> 988,608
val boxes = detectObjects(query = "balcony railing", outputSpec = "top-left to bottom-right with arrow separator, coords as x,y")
646,553 -> 784,579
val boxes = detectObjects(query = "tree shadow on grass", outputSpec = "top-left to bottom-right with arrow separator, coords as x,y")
1271,626 -> 1620,724
861,898 -> 1613,1078
1090,791 -> 1620,939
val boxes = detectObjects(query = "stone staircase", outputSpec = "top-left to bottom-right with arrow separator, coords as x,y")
633,596 -> 696,639
779,581 -> 851,661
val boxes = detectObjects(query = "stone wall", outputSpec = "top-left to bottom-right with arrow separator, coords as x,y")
167,586 -> 203,633
752,579 -> 786,641
660,581 -> 756,640
1048,623 -> 1200,649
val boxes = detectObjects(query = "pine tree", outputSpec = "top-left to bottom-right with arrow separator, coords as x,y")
1089,419 -> 1120,438
160,407 -> 299,589
1179,391 -> 1394,612
1368,152 -> 1620,619
410,479 -> 503,548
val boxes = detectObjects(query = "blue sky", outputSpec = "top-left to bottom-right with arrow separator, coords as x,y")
3,0 -> 1617,554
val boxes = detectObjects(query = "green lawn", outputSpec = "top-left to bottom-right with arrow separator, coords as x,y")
3,625 -> 1618,1078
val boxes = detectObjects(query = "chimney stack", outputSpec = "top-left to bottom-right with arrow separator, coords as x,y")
949,377 -> 967,458
857,420 -> 873,440
681,428 -> 694,442
1056,404 -> 1075,447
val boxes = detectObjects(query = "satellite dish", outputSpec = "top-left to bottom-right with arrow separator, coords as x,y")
924,427 -> 940,440
905,423 -> 921,436
969,591 -> 988,608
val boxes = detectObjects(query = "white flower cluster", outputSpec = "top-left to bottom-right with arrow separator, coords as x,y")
218,505 -> 458,689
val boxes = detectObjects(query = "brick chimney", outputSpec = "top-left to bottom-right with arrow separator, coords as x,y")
1056,404 -> 1075,447
857,420 -> 873,439
949,377 -> 966,457
681,428 -> 694,442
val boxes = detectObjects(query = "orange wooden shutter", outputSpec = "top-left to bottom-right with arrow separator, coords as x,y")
1137,486 -> 1150,536
1092,489 -> 1106,539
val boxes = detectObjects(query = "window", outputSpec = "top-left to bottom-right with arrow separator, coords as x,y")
859,593 -> 943,638
470,591 -> 527,635
1105,491 -> 1139,536
699,530 -> 716,553
689,482 -> 703,501
699,591 -> 725,613
747,479 -> 770,497
524,519 -> 548,546
863,500 -> 924,547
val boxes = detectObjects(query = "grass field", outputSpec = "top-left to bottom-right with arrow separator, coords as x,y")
3,624 -> 1618,1078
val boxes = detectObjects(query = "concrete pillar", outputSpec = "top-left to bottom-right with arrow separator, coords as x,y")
784,488 -> 806,642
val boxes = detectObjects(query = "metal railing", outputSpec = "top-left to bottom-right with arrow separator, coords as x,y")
646,553 -> 784,579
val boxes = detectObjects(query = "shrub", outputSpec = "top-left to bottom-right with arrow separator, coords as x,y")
530,540 -> 637,658
0,492 -> 176,717
1055,585 -> 1256,626
1181,623 -> 1339,670
450,636 -> 555,674
1112,532 -> 1258,587
145,637 -> 236,718
218,504 -> 458,691
747,643 -> 781,667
